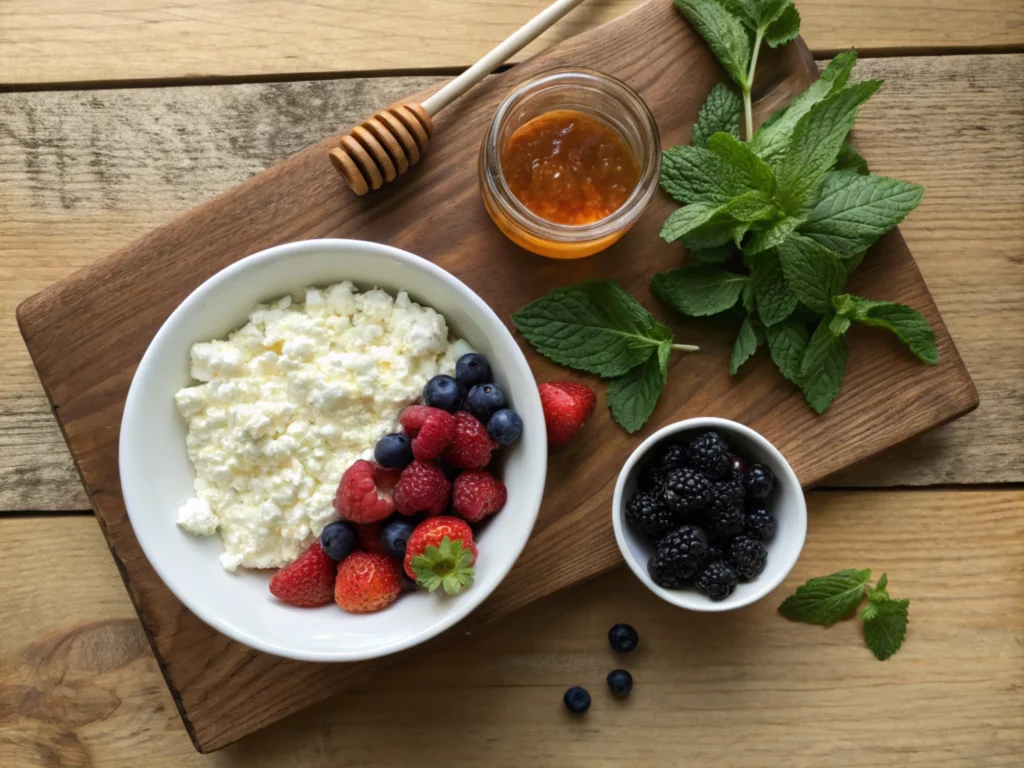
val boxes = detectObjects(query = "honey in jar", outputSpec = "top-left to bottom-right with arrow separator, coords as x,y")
500,109 -> 641,227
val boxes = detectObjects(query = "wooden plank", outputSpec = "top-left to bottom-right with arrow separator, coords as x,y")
8,0 -> 977,746
0,55 -> 1019,511
1,0 -> 1022,86
2,489 -> 1022,764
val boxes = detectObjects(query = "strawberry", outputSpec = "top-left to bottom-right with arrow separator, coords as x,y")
538,381 -> 596,445
335,460 -> 400,523
404,516 -> 477,595
394,460 -> 451,516
269,541 -> 336,607
399,405 -> 456,461
353,521 -> 389,557
452,470 -> 507,523
442,411 -> 496,469
334,552 -> 402,613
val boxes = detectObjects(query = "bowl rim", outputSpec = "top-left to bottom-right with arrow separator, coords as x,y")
611,417 -> 806,612
119,238 -> 547,661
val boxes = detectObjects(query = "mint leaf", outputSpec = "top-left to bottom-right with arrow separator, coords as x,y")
799,172 -> 926,257
730,315 -> 763,375
862,597 -> 910,661
691,244 -> 735,264
835,140 -> 869,174
865,573 -> 889,602
765,318 -> 809,384
843,250 -> 866,278
719,190 -> 780,223
833,294 -> 938,364
651,266 -> 747,317
776,79 -> 883,213
750,49 -> 859,166
750,251 -> 798,326
799,316 -> 849,412
660,202 -> 720,242
511,280 -> 671,377
692,83 -> 742,148
744,216 -> 800,255
775,234 -> 846,314
764,4 -> 800,47
674,0 -> 753,89
707,131 -> 776,193
778,568 -> 872,626
829,314 -> 851,336
607,344 -> 670,433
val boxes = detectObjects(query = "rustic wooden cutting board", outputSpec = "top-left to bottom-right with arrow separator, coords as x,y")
17,0 -> 977,753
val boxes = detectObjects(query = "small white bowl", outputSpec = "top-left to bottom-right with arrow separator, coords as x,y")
612,418 -> 806,611
120,239 -> 547,661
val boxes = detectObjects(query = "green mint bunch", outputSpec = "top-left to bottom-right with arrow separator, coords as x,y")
779,569 -> 910,660
512,280 -> 699,433
656,0 -> 936,413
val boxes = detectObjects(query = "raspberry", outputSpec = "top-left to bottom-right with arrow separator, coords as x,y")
625,489 -> 680,539
662,467 -> 712,515
687,431 -> 732,479
353,521 -> 389,557
646,525 -> 708,588
729,536 -> 768,580
400,405 -> 456,461
334,460 -> 400,524
442,411 -> 496,469
395,460 -> 451,517
696,561 -> 738,601
452,470 -> 507,523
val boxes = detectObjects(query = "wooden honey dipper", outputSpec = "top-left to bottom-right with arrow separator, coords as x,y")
329,0 -> 586,195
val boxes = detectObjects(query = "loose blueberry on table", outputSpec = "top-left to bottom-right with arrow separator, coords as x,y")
608,622 -> 639,652
267,352 -> 524,614
563,686 -> 592,714
606,669 -> 633,697
626,431 -> 777,602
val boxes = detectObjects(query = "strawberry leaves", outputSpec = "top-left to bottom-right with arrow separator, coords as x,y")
411,536 -> 475,595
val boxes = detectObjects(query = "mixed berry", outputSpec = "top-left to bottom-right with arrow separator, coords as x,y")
268,352 -> 522,613
625,430 -> 778,602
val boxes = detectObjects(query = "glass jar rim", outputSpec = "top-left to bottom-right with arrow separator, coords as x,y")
482,68 -> 661,244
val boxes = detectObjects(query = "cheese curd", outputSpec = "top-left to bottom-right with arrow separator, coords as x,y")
174,282 -> 469,571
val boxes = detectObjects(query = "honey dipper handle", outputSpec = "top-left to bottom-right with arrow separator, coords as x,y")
421,0 -> 586,116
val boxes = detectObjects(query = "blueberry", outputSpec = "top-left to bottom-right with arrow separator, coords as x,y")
744,464 -> 776,500
319,521 -> 356,561
467,382 -> 505,419
487,408 -> 523,445
374,433 -> 413,469
380,519 -> 416,559
423,374 -> 462,412
455,353 -> 492,389
608,623 -> 639,653
606,669 -> 633,696
563,686 -> 591,713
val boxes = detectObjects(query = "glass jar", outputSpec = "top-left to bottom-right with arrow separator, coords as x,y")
479,68 -> 661,260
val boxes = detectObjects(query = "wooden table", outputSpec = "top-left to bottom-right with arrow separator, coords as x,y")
1,2 -> 1022,765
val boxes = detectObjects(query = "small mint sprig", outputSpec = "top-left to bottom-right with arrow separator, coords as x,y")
779,569 -> 911,660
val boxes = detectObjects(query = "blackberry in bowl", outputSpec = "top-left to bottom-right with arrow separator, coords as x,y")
612,418 -> 806,612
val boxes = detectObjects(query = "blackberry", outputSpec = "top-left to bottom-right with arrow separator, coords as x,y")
647,525 -> 708,588
662,467 -> 711,515
652,442 -> 689,475
729,536 -> 768,580
625,489 -> 680,539
696,561 -> 739,601
637,461 -> 669,492
687,431 -> 733,480
703,479 -> 746,538
703,537 -> 728,567
744,504 -> 776,541
744,464 -> 776,499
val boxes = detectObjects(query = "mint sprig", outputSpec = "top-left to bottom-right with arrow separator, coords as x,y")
654,1 -> 936,412
512,281 -> 698,433
780,569 -> 911,660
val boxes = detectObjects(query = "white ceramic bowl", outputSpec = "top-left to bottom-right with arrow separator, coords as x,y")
612,418 -> 806,611
120,239 -> 547,661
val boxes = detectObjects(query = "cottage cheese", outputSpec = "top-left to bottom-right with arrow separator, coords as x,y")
174,282 -> 469,571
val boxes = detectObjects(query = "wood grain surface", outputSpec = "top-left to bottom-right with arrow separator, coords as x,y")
2,55 -> 1020,511
1,0 -> 1022,85
14,0 -> 979,751
2,489 -> 1022,766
